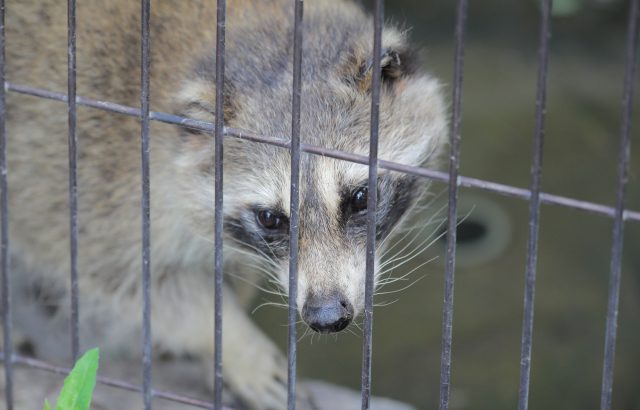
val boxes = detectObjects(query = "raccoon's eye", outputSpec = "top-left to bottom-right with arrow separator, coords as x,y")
256,209 -> 286,230
350,187 -> 368,213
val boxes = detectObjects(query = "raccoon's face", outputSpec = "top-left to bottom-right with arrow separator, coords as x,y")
172,13 -> 447,333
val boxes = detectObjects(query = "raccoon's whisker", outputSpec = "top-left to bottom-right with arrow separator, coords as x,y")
266,278 -> 284,288
380,215 -> 447,256
351,319 -> 363,333
240,262 -> 281,283
375,275 -> 426,296
224,235 -> 279,263
379,206 -> 473,273
341,326 -> 359,338
373,299 -> 399,307
377,188 -> 446,252
377,257 -> 436,290
379,221 -> 445,272
379,223 -> 443,273
298,327 -> 311,343
254,232 -> 285,265
378,183 -> 442,242
227,263 -> 282,291
231,259 -> 276,276
224,240 -> 280,270
382,205 -> 445,266
251,301 -> 288,315
380,243 -> 438,277
279,319 -> 306,330
379,201 -> 448,260
224,272 -> 286,298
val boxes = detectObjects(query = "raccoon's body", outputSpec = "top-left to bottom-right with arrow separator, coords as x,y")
2,0 -> 447,408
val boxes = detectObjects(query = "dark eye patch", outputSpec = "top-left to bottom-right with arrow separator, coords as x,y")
339,175 -> 417,241
225,207 -> 290,259
376,176 -> 417,240
339,182 -> 373,229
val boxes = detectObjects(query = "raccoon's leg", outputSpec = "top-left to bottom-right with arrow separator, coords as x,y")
218,287 -> 289,410
152,278 -> 288,410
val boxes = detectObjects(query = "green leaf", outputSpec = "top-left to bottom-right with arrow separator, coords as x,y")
54,348 -> 100,410
44,399 -> 51,410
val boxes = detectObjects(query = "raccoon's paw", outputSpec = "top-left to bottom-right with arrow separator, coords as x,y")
225,339 -> 289,410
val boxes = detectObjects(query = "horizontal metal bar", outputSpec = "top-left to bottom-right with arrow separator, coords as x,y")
4,81 -> 640,223
1,352 -> 236,410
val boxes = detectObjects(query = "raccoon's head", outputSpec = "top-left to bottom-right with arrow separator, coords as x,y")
172,2 -> 447,333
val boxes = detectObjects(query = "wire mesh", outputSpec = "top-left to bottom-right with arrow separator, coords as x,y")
0,1 -> 638,410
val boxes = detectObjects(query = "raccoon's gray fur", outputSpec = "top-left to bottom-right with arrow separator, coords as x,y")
2,0 -> 447,408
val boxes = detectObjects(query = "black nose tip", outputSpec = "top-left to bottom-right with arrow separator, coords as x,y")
302,295 -> 354,333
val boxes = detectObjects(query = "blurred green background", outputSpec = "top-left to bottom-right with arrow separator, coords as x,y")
253,1 -> 640,409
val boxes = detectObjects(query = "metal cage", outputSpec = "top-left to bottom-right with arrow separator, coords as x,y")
0,0 -> 638,409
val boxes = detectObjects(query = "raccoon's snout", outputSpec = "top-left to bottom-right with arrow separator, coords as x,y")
302,294 -> 354,333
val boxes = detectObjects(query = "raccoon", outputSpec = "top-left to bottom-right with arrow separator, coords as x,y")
2,0 -> 447,408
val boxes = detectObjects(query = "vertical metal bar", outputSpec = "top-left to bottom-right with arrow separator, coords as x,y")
287,1 -> 303,409
600,1 -> 639,408
438,1 -> 466,409
67,0 -> 80,363
213,0 -> 226,408
517,1 -> 552,409
140,0 -> 152,408
0,0 -> 12,408
361,0 -> 382,408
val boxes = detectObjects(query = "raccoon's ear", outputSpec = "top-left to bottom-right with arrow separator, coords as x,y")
173,78 -> 235,138
345,47 -> 419,92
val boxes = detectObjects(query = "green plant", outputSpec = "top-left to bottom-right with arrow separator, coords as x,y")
44,348 -> 100,410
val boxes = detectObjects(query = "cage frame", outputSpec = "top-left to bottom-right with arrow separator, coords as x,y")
0,0 -> 639,409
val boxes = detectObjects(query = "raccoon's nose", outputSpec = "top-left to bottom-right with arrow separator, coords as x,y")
302,295 -> 353,333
